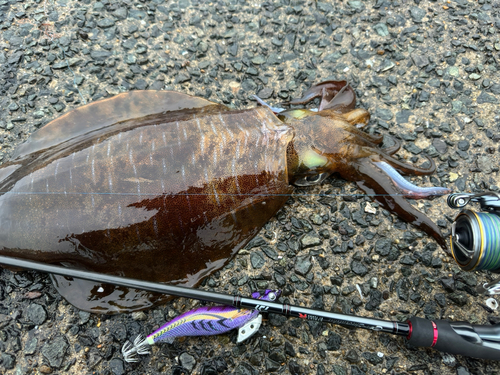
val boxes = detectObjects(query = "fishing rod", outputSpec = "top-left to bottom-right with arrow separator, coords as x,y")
0,255 -> 499,361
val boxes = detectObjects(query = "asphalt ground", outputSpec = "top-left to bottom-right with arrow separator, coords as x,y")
1,0 -> 500,374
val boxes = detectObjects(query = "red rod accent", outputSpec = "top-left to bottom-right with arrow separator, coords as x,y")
431,321 -> 438,347
406,321 -> 413,340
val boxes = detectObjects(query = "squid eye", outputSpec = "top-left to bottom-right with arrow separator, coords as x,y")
306,174 -> 322,183
293,172 -> 330,187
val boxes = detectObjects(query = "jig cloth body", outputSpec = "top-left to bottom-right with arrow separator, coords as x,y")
122,289 -> 280,362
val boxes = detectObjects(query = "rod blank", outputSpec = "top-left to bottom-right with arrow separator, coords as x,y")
1,255 -> 499,361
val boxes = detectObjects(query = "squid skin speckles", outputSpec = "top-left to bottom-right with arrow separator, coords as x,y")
0,82 -> 450,313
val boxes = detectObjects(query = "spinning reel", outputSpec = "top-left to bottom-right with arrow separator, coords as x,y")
448,192 -> 500,295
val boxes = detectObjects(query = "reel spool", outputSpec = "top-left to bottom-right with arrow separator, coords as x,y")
448,192 -> 500,272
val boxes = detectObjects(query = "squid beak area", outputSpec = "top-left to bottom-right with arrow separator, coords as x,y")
320,85 -> 356,113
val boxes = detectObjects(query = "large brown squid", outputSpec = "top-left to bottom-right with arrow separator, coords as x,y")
0,81 -> 450,313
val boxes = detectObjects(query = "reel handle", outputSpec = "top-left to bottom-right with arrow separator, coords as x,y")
447,193 -> 473,209
448,192 -> 500,211
408,317 -> 500,361
477,276 -> 500,295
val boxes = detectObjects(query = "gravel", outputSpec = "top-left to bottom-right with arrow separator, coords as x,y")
1,0 -> 500,374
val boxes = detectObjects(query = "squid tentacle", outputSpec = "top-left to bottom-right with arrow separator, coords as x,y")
380,138 -> 401,155
351,159 -> 449,251
373,161 -> 451,199
287,81 -> 349,105
377,152 -> 436,175
251,95 -> 285,114
335,122 -> 384,146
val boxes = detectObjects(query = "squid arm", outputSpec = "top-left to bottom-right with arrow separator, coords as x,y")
350,159 -> 450,251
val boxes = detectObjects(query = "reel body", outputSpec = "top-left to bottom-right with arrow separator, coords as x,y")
448,192 -> 500,272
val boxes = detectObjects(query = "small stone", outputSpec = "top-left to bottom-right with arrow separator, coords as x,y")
90,51 -> 112,61
132,311 -> 147,321
300,233 -> 322,248
435,293 -> 447,308
134,79 -> 148,90
0,353 -> 15,369
409,7 -> 426,22
79,311 -> 90,324
41,336 -> 69,368
477,91 -> 498,104
285,341 -> 296,357
448,66 -> 459,77
432,139 -> 447,154
332,364 -> 347,375
97,18 -> 115,28
109,358 -> 125,375
265,358 -> 280,372
39,365 -> 52,374
246,67 -> 258,75
235,362 -> 257,375
345,349 -> 359,363
347,1 -> 363,10
448,292 -> 468,307
375,238 -> 392,256
457,366 -> 471,375
403,143 -> 422,155
449,172 -> 459,182
8,102 -> 19,111
113,8 -> 128,19
261,245 -> 278,260
457,140 -> 470,151
490,84 -> 500,95
27,303 -> 47,325
256,88 -> 273,99
269,313 -> 287,327
375,108 -> 393,121
396,278 -> 410,301
365,290 -> 383,311
242,79 -> 257,92
396,110 -> 411,124
250,251 -> 265,269
24,334 -> 38,355
423,301 -> 437,315
33,110 -> 45,119
180,352 -> 196,372
326,332 -> 342,350
125,55 -> 136,64
411,54 -> 429,68
441,353 -> 457,367
175,73 -> 191,84
351,261 -> 368,276
373,23 -> 389,37
251,56 -> 266,65
228,44 -> 238,56
399,255 -> 416,266
362,352 -> 383,365
245,236 -> 266,249
294,255 -> 312,276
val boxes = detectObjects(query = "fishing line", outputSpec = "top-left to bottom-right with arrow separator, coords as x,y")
0,191 -> 456,198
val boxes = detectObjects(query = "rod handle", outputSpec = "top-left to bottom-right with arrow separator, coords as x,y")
407,317 -> 500,361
